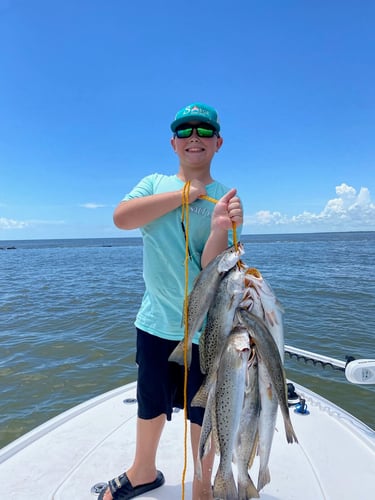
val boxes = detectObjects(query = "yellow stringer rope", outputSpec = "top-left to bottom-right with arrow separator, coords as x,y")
181,181 -> 190,500
180,186 -> 238,499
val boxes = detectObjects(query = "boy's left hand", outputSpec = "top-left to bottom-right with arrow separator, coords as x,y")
212,188 -> 243,231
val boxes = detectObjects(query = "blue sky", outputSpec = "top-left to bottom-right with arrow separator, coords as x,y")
1,0 -> 374,240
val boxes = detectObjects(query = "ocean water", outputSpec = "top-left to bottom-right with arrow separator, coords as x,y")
1,232 -> 374,449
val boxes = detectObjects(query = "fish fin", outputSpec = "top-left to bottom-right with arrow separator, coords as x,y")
284,416 -> 299,444
168,341 -> 192,367
191,383 -> 208,408
265,310 -> 277,327
275,298 -> 285,313
193,371 -> 217,408
196,428 -> 211,481
257,465 -> 271,491
204,406 -> 219,456
196,428 -> 212,480
247,431 -> 259,469
211,408 -> 220,455
198,397 -> 213,462
198,424 -> 212,461
213,471 -> 237,499
180,297 -> 187,328
202,433 -> 212,458
198,330 -> 207,373
238,475 -> 259,499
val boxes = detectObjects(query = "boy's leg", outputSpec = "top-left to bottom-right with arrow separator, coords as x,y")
190,422 -> 215,500
101,414 -> 166,500
127,414 -> 166,484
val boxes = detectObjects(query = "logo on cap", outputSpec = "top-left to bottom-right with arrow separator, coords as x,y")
182,104 -> 210,117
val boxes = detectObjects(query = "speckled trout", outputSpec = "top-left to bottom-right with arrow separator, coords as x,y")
211,326 -> 250,500
191,266 -> 246,408
257,361 -> 279,490
241,267 -> 285,361
236,308 -> 298,446
235,353 -> 260,499
168,243 -> 244,367
238,270 -> 287,491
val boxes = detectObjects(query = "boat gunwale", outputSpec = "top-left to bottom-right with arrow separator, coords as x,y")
292,381 -> 375,447
0,382 -> 138,463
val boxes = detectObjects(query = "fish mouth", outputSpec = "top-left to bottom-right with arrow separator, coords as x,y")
237,242 -> 245,255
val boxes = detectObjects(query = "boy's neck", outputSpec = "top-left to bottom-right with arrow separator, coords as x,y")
177,166 -> 213,184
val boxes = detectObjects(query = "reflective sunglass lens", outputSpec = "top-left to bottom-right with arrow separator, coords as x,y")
197,128 -> 215,137
176,128 -> 193,138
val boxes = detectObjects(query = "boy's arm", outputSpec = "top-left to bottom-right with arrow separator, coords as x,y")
113,191 -> 182,230
113,180 -> 207,230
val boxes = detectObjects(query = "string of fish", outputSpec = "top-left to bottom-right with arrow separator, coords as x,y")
180,181 -> 239,499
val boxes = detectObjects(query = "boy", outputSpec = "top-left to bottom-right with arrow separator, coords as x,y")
99,102 -> 243,500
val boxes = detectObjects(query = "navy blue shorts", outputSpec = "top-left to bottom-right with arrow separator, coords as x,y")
135,328 -> 205,425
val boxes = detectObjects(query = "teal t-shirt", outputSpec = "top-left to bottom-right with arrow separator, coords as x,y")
123,173 -> 241,343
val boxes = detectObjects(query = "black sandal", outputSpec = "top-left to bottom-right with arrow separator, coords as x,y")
98,470 -> 165,499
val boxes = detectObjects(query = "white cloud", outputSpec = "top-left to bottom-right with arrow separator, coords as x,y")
246,184 -> 375,232
0,217 -> 28,229
80,203 -> 107,209
0,218 -> 65,230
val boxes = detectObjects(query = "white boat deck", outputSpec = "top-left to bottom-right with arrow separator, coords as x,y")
0,381 -> 374,499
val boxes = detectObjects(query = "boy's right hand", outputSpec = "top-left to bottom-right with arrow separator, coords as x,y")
186,179 -> 207,203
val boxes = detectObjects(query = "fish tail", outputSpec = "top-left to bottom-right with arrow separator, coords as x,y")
284,416 -> 299,444
213,471 -> 237,500
257,465 -> 271,492
168,341 -> 191,367
238,475 -> 259,499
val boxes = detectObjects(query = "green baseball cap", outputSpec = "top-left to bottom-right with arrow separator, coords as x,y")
170,103 -> 220,132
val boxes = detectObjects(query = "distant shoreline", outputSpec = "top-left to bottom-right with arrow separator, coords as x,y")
1,229 -> 374,244
1,231 -> 374,250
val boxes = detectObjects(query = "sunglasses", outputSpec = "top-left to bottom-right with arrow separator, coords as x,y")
175,124 -> 218,139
